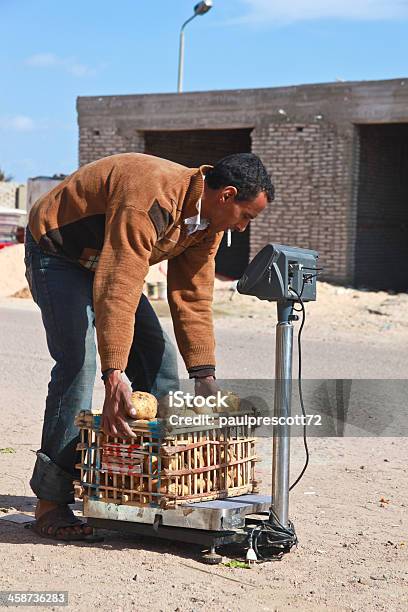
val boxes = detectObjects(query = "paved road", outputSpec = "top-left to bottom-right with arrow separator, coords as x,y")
1,297 -> 406,443
1,298 -> 407,612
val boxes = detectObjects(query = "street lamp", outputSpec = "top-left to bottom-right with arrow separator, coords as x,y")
177,1 -> 213,93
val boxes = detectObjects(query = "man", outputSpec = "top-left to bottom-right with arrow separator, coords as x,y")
25,151 -> 274,540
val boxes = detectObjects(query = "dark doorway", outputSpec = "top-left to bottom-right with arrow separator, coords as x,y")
144,128 -> 253,279
355,124 -> 408,292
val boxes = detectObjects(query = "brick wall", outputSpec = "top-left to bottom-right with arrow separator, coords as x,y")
77,80 -> 408,288
354,124 -> 408,291
251,123 -> 355,283
79,126 -> 145,166
78,121 -> 356,283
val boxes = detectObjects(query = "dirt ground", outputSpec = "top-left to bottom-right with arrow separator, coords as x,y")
0,258 -> 407,611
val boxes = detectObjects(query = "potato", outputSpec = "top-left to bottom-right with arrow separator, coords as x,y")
162,456 -> 177,471
193,454 -> 206,468
196,477 -> 212,492
178,483 -> 189,497
143,455 -> 158,474
135,478 -> 160,498
135,479 -> 148,492
184,409 -> 197,417
130,391 -> 157,420
192,404 -> 214,415
160,483 -> 189,496
227,474 -> 235,489
220,447 -> 236,464
221,391 -> 241,413
228,448 -> 236,462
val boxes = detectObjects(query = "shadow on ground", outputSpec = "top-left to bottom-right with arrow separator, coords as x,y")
0,494 -> 237,562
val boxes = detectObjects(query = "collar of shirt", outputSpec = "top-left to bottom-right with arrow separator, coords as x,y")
184,196 -> 210,236
183,174 -> 232,246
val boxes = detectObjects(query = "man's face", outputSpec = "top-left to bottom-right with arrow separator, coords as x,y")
203,185 -> 268,233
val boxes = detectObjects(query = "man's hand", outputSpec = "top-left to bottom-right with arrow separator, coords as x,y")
101,370 -> 136,438
194,375 -> 219,399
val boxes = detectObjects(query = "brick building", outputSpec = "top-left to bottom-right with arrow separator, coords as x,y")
77,78 -> 408,291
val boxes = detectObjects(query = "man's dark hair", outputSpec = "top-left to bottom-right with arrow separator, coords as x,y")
205,153 -> 274,203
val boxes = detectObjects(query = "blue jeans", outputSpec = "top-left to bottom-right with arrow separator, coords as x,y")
25,228 -> 179,504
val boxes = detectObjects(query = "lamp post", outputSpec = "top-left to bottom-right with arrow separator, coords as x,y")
177,1 -> 213,93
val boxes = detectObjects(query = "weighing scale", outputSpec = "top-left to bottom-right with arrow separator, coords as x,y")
85,244 -> 319,563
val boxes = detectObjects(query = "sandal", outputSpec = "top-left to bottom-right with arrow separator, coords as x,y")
32,506 -> 96,541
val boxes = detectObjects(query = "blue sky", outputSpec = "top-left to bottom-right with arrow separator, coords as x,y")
1,0 -> 408,182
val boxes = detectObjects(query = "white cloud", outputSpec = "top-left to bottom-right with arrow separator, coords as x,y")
238,0 -> 408,24
0,115 -> 35,132
67,62 -> 92,77
25,53 -> 95,77
25,53 -> 59,67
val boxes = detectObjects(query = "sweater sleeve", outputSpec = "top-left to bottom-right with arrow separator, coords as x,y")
167,231 -> 224,372
93,205 -> 157,371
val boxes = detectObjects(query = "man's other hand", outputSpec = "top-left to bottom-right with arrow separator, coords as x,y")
194,375 -> 219,399
101,370 -> 136,438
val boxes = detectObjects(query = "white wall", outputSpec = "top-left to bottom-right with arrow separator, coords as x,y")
26,177 -> 63,214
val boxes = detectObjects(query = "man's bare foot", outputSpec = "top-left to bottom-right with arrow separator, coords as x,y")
35,499 -> 93,538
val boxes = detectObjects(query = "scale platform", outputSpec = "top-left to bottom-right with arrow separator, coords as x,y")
84,494 -> 271,531
85,495 -> 272,557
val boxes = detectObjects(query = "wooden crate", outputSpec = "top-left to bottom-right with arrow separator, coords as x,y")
75,410 -> 259,508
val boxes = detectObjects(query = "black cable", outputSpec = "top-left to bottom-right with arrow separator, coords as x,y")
292,274 -> 318,311
288,287 -> 310,491
250,507 -> 298,562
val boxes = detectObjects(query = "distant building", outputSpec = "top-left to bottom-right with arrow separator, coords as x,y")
0,182 -> 26,210
77,78 -> 408,291
0,182 -> 27,242
26,176 -> 66,214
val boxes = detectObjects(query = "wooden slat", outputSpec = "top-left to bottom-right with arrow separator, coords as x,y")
76,416 -> 258,506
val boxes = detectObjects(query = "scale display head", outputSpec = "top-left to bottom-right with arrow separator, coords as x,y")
237,244 -> 319,302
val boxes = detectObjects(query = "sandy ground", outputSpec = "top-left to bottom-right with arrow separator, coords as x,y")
0,245 -> 407,611
0,243 -> 167,298
0,244 -> 26,297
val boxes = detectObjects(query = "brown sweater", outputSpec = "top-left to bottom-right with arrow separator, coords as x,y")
28,153 -> 223,373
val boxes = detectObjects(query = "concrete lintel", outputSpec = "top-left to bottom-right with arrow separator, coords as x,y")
77,78 -> 408,129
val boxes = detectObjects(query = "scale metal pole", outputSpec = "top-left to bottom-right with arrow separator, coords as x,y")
271,300 -> 293,527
